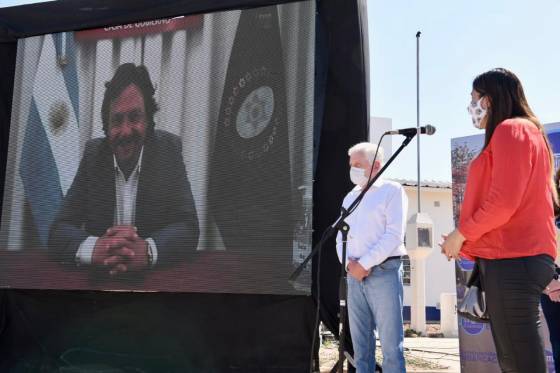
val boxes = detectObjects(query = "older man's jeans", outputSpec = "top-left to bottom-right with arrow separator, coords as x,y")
347,258 -> 406,373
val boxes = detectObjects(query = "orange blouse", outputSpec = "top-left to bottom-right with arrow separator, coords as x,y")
459,118 -> 557,260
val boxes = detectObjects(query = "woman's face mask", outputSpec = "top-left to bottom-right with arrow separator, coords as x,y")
467,96 -> 487,129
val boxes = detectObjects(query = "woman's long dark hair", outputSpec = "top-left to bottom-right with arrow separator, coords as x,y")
473,68 -> 558,205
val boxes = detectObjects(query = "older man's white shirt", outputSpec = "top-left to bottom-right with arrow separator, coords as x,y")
336,179 -> 408,270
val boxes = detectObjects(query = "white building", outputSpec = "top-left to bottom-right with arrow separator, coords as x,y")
392,179 -> 456,322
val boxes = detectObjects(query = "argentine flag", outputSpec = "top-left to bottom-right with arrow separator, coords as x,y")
19,33 -> 80,247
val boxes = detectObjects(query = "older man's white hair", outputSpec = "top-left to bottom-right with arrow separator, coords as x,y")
348,142 -> 384,165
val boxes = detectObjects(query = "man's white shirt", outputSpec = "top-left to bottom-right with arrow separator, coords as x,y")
75,147 -> 158,266
336,178 -> 408,271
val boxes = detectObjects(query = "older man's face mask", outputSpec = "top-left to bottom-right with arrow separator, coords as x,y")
350,166 -> 368,186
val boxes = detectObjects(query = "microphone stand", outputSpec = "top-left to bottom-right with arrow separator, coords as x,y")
289,133 -> 416,372
331,219 -> 350,373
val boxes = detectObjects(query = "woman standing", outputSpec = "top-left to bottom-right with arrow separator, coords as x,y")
441,68 -> 557,373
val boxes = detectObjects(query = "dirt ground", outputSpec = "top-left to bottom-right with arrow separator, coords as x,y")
318,323 -> 460,373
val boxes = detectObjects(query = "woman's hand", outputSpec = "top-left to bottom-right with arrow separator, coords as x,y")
549,290 -> 560,302
439,229 -> 466,261
544,279 -> 560,302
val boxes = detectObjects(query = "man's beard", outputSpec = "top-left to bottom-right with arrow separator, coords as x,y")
112,131 -> 144,173
114,131 -> 143,149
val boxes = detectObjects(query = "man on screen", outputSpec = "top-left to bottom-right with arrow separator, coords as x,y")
49,63 -> 199,276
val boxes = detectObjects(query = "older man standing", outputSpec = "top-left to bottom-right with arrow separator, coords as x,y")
336,142 -> 408,373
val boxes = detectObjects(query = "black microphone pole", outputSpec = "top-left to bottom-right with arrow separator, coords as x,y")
332,218 -> 350,373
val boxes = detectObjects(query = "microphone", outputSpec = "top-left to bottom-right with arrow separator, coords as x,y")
385,125 -> 436,136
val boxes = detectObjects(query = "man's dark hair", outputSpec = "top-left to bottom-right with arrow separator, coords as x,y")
101,63 -> 158,134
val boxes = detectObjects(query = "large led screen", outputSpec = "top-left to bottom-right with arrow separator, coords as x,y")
0,1 -> 314,295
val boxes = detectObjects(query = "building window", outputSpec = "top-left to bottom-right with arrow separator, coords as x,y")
434,201 -> 440,207
402,255 -> 411,286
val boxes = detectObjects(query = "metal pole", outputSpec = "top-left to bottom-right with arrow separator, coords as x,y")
416,31 -> 421,213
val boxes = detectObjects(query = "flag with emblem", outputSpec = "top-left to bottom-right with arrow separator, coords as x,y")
208,6 -> 293,266
19,32 -> 81,247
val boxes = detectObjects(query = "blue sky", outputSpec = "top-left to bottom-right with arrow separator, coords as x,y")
369,0 -> 560,181
3,0 -> 560,182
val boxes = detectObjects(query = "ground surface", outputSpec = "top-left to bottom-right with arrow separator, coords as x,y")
319,324 -> 460,373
